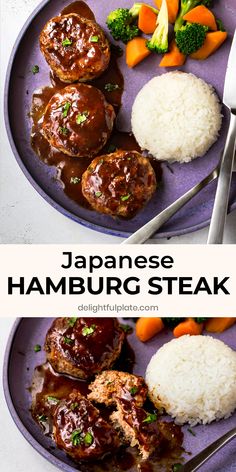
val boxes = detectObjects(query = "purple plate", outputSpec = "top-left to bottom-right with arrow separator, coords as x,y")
4,0 -> 236,238
3,318 -> 236,472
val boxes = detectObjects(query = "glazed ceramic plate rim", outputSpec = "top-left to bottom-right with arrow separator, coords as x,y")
4,0 -> 236,239
3,318 -> 236,472
3,318 -> 82,472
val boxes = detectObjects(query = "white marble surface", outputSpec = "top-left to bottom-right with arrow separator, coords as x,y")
0,318 -> 58,471
0,0 -> 236,245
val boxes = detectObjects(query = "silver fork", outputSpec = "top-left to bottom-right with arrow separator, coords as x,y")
180,427 -> 236,472
122,164 -> 220,245
122,155 -> 236,245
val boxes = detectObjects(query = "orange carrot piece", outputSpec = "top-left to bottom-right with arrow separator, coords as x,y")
126,37 -> 151,68
205,317 -> 236,333
136,317 -> 164,342
154,0 -> 179,24
183,5 -> 217,31
190,31 -> 227,60
159,39 -> 186,66
138,4 -> 157,34
173,318 -> 203,338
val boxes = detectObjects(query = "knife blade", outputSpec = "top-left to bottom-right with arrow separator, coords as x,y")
223,29 -> 236,109
207,29 -> 236,244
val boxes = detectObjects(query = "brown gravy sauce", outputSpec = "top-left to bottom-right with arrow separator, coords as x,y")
31,338 -> 183,471
31,1 -> 161,212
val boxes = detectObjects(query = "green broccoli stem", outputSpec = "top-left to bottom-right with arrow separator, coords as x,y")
174,0 -> 211,32
129,2 -> 159,18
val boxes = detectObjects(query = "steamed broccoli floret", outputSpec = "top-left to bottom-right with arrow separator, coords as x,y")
106,7 -> 139,43
174,0 -> 212,32
162,318 -> 185,328
106,4 -> 159,44
147,0 -> 168,54
175,23 -> 208,54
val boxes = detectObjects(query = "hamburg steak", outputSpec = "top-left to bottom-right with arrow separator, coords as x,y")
45,317 -> 125,379
40,14 -> 110,83
53,391 -> 120,460
42,84 -> 115,158
88,370 -> 148,407
82,150 -> 157,217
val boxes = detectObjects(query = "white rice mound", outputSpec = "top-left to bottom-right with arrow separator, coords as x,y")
131,72 -> 222,163
145,335 -> 236,426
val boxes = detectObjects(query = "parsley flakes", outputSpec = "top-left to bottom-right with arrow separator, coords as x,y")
34,344 -> 41,352
62,37 -> 72,47
142,413 -> 157,424
59,126 -> 69,135
32,65 -> 39,75
120,194 -> 131,202
70,177 -> 80,184
62,102 -> 71,118
76,112 -> 89,124
104,83 -> 120,92
90,35 -> 99,43
82,324 -> 96,336
63,336 -> 74,345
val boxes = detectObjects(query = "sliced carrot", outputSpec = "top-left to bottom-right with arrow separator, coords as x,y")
173,318 -> 203,338
190,31 -> 227,60
159,39 -> 186,66
136,317 -> 164,342
183,5 -> 217,31
205,317 -> 236,333
154,0 -> 179,24
138,4 -> 157,34
126,37 -> 151,68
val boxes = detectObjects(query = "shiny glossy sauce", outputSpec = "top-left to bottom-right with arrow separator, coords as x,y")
31,1 -> 161,213
45,317 -> 126,375
31,331 -> 183,470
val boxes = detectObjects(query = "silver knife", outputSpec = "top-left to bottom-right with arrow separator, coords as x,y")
207,29 -> 236,244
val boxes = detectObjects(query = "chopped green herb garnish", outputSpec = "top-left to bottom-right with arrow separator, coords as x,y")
107,144 -> 117,153
82,324 -> 96,336
71,430 -> 82,446
99,159 -> 104,164
71,402 -> 79,411
63,336 -> 74,345
47,396 -> 59,404
34,344 -> 41,352
130,386 -> 138,396
68,317 -> 78,326
87,165 -> 93,173
120,324 -> 132,334
187,428 -> 196,436
104,83 -> 120,92
32,65 -> 39,75
70,177 -> 81,184
90,35 -> 99,42
120,194 -> 131,202
216,18 -> 225,32
95,191 -> 102,198
59,126 -> 69,135
62,37 -> 73,47
76,112 -> 88,125
172,464 -> 182,472
142,413 -> 157,424
84,432 -> 94,446
38,414 -> 47,422
62,102 -> 71,118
